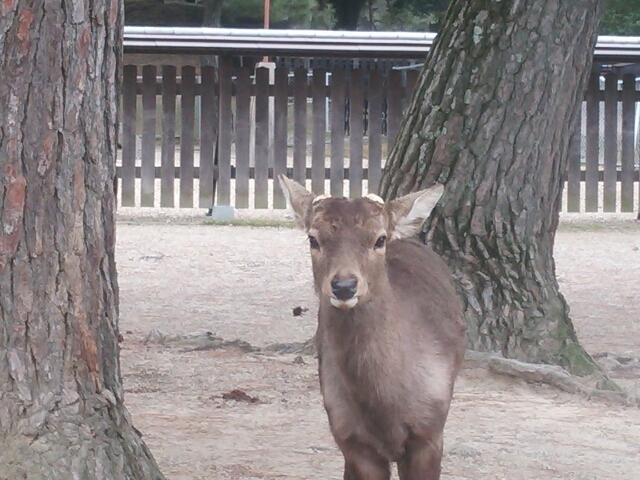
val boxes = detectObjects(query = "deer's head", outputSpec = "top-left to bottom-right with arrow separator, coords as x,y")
279,176 -> 444,310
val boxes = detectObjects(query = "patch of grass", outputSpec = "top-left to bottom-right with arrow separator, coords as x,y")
203,218 -> 295,228
558,217 -> 640,232
116,214 -> 296,228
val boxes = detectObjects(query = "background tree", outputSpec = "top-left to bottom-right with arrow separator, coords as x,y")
601,0 -> 640,35
0,0 -> 165,477
123,0 -> 639,34
125,0 -> 203,26
372,0 -> 639,33
321,0 -> 367,29
380,0 -> 610,381
125,0 -> 334,28
203,0 -> 224,26
377,0 -> 449,31
221,0 -> 333,28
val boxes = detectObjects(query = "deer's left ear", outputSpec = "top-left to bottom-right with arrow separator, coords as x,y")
278,175 -> 315,229
386,184 -> 444,239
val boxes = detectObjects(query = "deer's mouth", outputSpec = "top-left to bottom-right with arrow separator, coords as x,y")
329,297 -> 359,310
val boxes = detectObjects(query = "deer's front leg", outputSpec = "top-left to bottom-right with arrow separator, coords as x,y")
341,441 -> 390,480
397,435 -> 443,480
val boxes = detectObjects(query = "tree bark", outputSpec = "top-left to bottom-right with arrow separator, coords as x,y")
202,0 -> 223,27
381,0 -> 605,377
0,0 -> 165,478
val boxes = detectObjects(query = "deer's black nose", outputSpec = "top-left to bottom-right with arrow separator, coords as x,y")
331,276 -> 358,300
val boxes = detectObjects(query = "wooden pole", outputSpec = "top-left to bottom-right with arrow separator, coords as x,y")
263,0 -> 270,61
264,0 -> 270,28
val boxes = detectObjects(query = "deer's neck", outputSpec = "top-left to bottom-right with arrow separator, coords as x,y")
319,279 -> 397,349
318,283 -> 407,404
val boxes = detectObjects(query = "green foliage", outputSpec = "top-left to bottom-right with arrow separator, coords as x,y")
221,0 -> 334,28
125,0 -> 203,26
379,0 -> 448,31
124,0 -> 334,28
125,0 -> 640,35
601,0 -> 640,35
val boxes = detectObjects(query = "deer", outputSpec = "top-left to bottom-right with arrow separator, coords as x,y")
279,175 -> 466,480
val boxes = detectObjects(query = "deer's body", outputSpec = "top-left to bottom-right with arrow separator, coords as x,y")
316,240 -> 464,479
279,176 -> 465,479
318,239 -> 464,465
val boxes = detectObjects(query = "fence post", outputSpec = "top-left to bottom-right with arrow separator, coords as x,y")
585,72 -> 599,212
330,67 -> 346,197
273,64 -> 289,208
122,65 -> 137,207
217,56 -> 233,206
200,65 -> 218,210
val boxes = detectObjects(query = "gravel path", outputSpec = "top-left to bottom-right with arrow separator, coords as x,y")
117,218 -> 640,479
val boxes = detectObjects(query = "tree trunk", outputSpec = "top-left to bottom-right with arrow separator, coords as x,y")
329,0 -> 367,29
380,0 -> 605,378
202,0 -> 223,27
0,0 -> 165,478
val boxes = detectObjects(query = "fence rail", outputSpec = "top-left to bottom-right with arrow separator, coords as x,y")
118,28 -> 640,213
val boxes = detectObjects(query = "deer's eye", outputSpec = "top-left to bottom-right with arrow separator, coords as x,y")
374,235 -> 387,250
308,235 -> 320,250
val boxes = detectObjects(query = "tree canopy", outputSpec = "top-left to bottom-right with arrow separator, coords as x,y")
125,0 -> 640,34
601,0 -> 640,35
125,0 -> 334,28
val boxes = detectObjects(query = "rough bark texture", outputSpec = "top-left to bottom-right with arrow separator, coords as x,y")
381,0 -> 604,377
0,0 -> 165,478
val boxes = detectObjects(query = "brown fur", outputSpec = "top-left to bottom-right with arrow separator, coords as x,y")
280,177 -> 465,480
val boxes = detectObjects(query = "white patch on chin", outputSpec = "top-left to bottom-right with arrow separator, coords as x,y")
330,297 -> 358,310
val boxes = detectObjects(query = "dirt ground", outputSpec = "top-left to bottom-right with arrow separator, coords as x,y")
116,216 -> 640,480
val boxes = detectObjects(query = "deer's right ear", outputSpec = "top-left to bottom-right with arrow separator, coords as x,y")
278,175 -> 315,229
